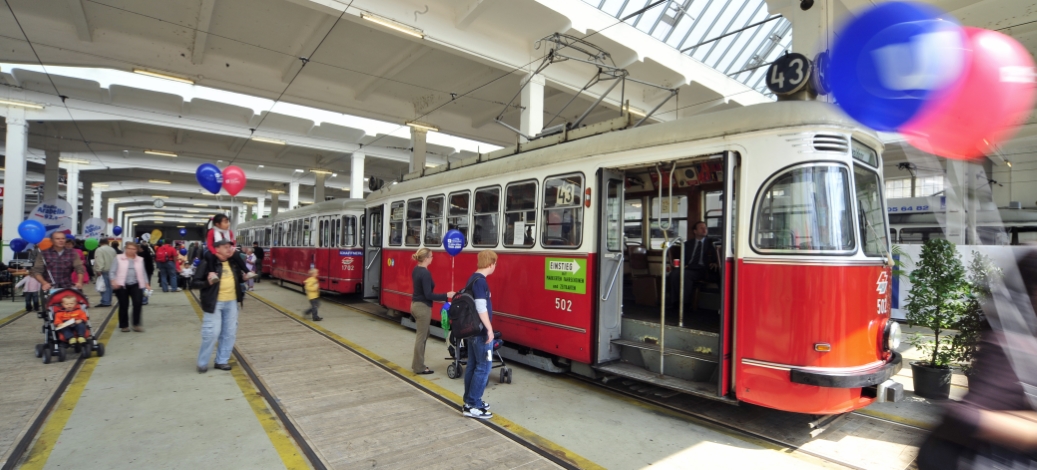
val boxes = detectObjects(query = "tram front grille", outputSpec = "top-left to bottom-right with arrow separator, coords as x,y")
813,133 -> 850,153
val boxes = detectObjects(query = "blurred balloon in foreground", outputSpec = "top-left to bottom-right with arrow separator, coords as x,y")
38,238 -> 52,250
901,27 -> 1037,160
828,2 -> 964,131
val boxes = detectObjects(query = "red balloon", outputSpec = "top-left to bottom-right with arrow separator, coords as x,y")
221,165 -> 247,196
902,28 -> 1036,160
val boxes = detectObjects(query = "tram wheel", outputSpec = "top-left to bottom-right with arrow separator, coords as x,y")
42,348 -> 52,364
35,344 -> 43,358
446,363 -> 459,379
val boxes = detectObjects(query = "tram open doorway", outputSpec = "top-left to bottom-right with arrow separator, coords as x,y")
593,153 -> 735,401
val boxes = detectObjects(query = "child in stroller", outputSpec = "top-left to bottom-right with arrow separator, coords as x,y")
35,288 -> 105,364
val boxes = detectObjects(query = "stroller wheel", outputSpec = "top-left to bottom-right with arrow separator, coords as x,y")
95,343 -> 105,357
504,368 -> 513,384
57,347 -> 67,362
35,344 -> 43,358
446,363 -> 460,379
81,344 -> 91,359
42,348 -> 51,364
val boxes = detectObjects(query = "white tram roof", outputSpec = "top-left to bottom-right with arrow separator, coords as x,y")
237,198 -> 366,230
367,101 -> 877,202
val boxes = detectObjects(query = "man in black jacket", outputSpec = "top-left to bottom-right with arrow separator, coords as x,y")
666,221 -> 719,311
252,241 -> 264,283
194,240 -> 250,373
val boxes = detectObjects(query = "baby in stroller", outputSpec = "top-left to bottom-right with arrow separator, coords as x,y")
54,294 -> 89,344
35,288 -> 105,363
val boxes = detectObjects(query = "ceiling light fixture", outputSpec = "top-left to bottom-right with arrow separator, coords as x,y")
177,225 -> 185,228
251,136 -> 286,145
149,179 -> 171,184
267,189 -> 286,194
309,169 -> 333,175
360,13 -> 425,39
406,121 -> 438,132
152,195 -> 169,198
145,150 -> 178,157
242,201 -> 256,205
154,211 -> 166,215
0,98 -> 44,109
1007,161 -> 1013,168
331,173 -> 337,177
294,169 -> 304,173
93,183 -> 109,188
193,203 -> 208,207
110,198 -> 121,202
59,157 -> 90,165
300,201 -> 313,205
187,210 -> 200,213
132,68 -> 195,85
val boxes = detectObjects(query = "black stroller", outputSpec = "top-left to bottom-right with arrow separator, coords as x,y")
445,330 -> 513,384
34,288 -> 105,364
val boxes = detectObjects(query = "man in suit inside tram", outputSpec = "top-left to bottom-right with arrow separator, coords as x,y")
666,221 -> 719,314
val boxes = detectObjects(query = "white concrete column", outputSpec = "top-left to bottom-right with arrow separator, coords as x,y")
3,109 -> 29,262
410,127 -> 427,173
350,152 -> 365,200
271,192 -> 280,216
44,150 -> 60,202
107,199 -> 116,227
64,163 -> 80,232
92,186 -> 103,219
245,204 -> 254,221
80,180 -> 91,233
230,206 -> 239,233
257,197 -> 265,219
520,73 -> 545,142
314,172 -> 326,203
289,182 -> 299,210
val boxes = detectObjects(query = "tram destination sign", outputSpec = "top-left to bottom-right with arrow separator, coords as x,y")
545,258 -> 586,295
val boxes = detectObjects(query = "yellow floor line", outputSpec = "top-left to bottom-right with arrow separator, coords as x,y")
249,291 -> 604,470
19,310 -> 118,470
185,292 -> 311,470
0,308 -> 28,328
854,409 -> 934,430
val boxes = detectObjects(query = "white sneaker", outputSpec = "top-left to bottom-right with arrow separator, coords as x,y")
244,272 -> 258,280
462,405 -> 492,419
176,288 -> 183,292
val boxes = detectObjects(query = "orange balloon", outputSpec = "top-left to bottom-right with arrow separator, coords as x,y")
38,238 -> 52,250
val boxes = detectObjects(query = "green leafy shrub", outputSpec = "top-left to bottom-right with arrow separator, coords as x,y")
905,239 -> 970,368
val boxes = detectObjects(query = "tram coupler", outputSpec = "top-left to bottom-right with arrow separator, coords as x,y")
871,379 -> 904,403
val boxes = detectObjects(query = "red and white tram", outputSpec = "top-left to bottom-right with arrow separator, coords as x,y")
238,199 -> 366,294
362,100 -> 902,414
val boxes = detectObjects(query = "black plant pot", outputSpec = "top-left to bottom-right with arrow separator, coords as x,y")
911,362 -> 952,400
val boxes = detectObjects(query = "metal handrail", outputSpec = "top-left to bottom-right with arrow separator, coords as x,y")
600,252 -> 624,301
365,247 -> 382,270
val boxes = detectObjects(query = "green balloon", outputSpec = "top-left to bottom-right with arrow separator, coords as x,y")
85,238 -> 99,251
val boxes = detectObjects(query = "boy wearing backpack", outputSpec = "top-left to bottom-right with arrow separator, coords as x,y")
461,250 -> 497,419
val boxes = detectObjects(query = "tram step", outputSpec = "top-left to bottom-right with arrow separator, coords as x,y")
595,362 -> 717,397
611,339 -> 718,363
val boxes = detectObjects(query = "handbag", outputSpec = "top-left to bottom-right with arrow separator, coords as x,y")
94,275 -> 107,293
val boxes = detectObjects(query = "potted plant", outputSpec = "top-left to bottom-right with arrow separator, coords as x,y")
905,239 -> 969,399
951,251 -> 1001,381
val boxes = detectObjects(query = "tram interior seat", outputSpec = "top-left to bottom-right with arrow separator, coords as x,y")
625,244 -> 658,306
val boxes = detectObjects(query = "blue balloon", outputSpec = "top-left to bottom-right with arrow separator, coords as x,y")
193,258 -> 201,266
112,226 -> 123,236
179,228 -> 187,236
10,238 -> 28,252
180,248 -> 187,255
66,233 -> 75,242
18,220 -> 45,244
443,229 -> 465,257
196,163 -> 224,195
827,2 -> 962,131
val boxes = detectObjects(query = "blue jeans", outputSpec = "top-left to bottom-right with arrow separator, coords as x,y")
197,300 -> 238,367
462,333 -> 492,407
100,272 -> 112,305
159,261 -> 178,291
24,291 -> 39,311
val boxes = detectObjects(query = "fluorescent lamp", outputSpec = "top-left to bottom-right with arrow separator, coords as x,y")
257,165 -> 265,169
251,136 -> 286,145
331,173 -> 337,177
93,183 -> 109,188
149,179 -> 171,184
145,150 -> 178,157
59,158 -> 90,165
154,212 -> 166,215
406,121 -> 438,132
152,195 -> 169,198
242,201 -> 257,205
193,203 -> 208,207
1007,161 -> 1013,168
361,13 -> 424,39
187,210 -> 200,213
0,98 -> 44,109
300,201 -> 313,205
267,189 -> 286,194
132,69 -> 195,85
176,225 -> 185,228
294,169 -> 304,173
110,198 -> 121,202
310,169 -> 333,175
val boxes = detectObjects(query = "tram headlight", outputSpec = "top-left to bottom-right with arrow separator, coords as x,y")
883,320 -> 902,351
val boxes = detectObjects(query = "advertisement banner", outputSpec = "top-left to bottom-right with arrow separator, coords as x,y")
29,199 -> 75,235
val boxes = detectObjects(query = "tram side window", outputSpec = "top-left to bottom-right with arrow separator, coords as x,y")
504,181 -> 537,248
541,174 -> 583,248
264,228 -> 271,246
447,191 -> 470,246
331,218 -> 340,247
319,219 -> 327,247
473,187 -> 500,247
853,165 -> 889,257
899,228 -> 945,244
370,212 -> 382,247
649,196 -> 688,250
704,191 -> 723,238
754,165 -> 855,253
406,199 -> 423,246
624,199 -> 645,245
425,195 -> 445,246
389,201 -> 404,246
343,216 -> 356,246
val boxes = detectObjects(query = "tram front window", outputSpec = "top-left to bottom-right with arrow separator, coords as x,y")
853,165 -> 889,257
754,165 -> 854,253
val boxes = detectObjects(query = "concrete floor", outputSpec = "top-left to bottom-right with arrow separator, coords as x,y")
32,289 -> 288,470
249,282 -> 835,470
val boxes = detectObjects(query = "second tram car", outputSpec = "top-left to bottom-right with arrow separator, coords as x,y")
360,100 -> 903,414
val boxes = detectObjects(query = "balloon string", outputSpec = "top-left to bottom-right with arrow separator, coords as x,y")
451,257 -> 455,292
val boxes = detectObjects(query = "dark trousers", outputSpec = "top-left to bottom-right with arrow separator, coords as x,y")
25,291 -> 39,312
115,284 -> 144,328
304,299 -> 320,318
57,323 -> 87,340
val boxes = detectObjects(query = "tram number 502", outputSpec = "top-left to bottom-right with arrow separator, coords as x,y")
554,298 -> 572,312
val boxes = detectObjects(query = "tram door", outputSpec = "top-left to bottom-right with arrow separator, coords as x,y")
596,169 -> 625,364
363,206 -> 383,299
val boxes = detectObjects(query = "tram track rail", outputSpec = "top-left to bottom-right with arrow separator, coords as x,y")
1,303 -> 117,470
267,280 -> 927,470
